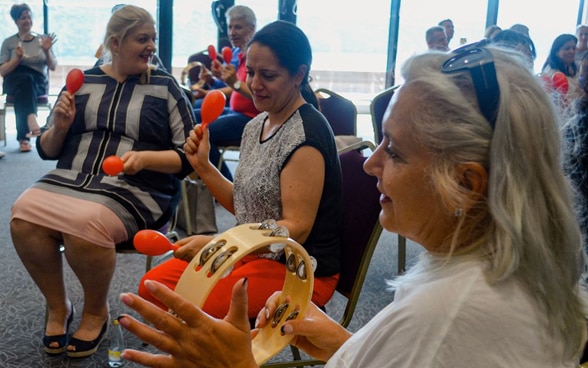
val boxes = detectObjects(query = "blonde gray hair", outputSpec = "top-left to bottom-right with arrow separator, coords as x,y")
395,47 -> 586,361
102,4 -> 155,83
226,5 -> 256,30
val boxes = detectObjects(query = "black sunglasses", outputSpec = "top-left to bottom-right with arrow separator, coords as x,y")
441,42 -> 500,130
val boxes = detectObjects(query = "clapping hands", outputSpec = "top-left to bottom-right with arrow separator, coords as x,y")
40,32 -> 57,51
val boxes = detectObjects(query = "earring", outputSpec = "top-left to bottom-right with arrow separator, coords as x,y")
454,208 -> 464,217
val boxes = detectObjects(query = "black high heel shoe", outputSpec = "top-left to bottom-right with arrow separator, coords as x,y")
43,306 -> 75,355
66,317 -> 109,358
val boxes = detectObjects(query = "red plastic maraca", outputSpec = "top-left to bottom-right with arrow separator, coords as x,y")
207,44 -> 217,62
222,46 -> 232,65
201,90 -> 226,127
552,72 -> 569,95
133,229 -> 179,256
66,68 -> 84,94
102,155 -> 124,176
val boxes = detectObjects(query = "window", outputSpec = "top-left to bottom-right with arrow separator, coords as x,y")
296,0 -> 391,104
234,0 -> 278,30
396,0 -> 488,84
172,1 -> 218,69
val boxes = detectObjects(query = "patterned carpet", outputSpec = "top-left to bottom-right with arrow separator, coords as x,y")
0,123 -> 422,367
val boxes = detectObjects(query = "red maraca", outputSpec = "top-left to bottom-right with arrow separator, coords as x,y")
66,68 -> 84,94
201,90 -> 226,127
102,155 -> 124,176
552,72 -> 569,95
207,44 -> 217,62
222,46 -> 232,65
133,229 -> 179,256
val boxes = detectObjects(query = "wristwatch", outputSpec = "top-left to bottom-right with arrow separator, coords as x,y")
233,80 -> 242,91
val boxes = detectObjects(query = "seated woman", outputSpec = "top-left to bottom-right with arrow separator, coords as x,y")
138,20 -> 342,320
0,3 -> 57,152
10,5 -> 194,359
120,44 -> 587,367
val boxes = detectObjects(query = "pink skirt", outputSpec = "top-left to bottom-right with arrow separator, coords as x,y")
11,188 -> 128,248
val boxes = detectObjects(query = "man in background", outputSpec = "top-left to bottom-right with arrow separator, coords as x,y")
439,19 -> 454,45
426,26 -> 449,51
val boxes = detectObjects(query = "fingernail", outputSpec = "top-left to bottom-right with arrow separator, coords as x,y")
242,277 -> 248,290
281,324 -> 293,335
118,315 -> 129,327
144,279 -> 156,292
265,307 -> 270,320
120,293 -> 133,306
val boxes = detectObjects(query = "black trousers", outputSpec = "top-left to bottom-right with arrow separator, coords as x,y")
2,65 -> 47,141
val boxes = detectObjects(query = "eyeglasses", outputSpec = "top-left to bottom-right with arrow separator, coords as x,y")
441,42 -> 500,130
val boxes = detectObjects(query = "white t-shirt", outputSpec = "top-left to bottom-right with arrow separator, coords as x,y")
326,259 -> 573,368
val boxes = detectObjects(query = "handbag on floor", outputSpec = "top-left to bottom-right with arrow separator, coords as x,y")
176,175 -> 218,235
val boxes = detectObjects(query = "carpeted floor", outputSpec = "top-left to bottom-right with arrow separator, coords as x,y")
0,114 -> 422,367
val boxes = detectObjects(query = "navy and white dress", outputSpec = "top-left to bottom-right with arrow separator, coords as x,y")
11,67 -> 195,247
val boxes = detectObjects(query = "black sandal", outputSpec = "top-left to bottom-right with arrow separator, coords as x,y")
66,318 -> 108,358
43,306 -> 75,355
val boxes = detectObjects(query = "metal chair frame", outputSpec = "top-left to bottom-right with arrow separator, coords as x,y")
0,94 -> 53,146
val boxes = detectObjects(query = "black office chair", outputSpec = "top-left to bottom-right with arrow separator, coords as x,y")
315,88 -> 357,136
370,85 -> 399,144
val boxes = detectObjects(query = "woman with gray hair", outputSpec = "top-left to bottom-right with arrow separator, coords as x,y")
119,43 -> 587,367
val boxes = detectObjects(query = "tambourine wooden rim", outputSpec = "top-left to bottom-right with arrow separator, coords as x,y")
174,222 -> 314,365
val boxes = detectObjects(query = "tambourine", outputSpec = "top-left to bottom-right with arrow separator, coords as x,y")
174,221 -> 314,365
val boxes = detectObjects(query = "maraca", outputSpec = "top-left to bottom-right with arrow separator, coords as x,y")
207,44 -> 217,62
552,72 -> 569,95
200,90 -> 226,128
221,46 -> 232,65
66,68 -> 84,94
133,229 -> 179,256
102,155 -> 124,176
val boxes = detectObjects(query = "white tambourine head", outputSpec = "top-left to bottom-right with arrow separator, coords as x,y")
174,222 -> 314,365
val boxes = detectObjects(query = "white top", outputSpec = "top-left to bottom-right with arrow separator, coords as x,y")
325,258 -> 573,368
0,33 -> 55,75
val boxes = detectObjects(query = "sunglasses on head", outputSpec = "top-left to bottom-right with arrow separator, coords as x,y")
441,41 -> 500,130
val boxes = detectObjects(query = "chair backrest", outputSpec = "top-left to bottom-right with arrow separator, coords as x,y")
187,50 -> 223,71
315,88 -> 357,136
370,85 -> 399,143
260,143 -> 382,368
336,145 -> 383,327
181,61 -> 204,87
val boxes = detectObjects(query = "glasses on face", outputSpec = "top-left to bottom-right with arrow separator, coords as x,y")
441,42 -> 500,130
